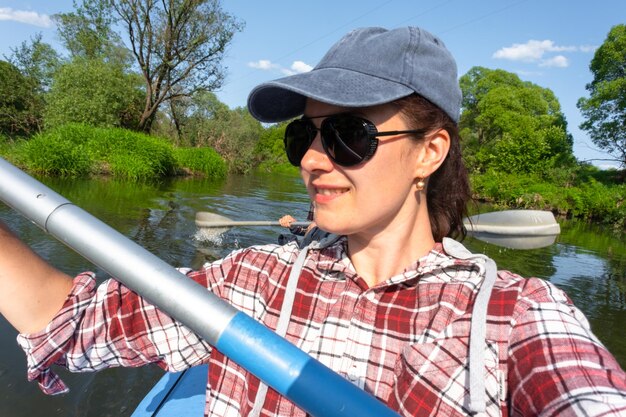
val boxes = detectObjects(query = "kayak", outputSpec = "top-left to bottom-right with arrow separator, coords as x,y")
131,364 -> 207,417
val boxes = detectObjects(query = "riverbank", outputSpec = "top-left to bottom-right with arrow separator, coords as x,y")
1,123 -> 624,234
470,168 -> 626,234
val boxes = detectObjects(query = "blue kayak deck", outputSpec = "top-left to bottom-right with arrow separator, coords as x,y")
131,364 -> 207,417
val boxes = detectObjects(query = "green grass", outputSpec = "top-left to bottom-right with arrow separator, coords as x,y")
7,123 -> 226,181
173,147 -> 227,178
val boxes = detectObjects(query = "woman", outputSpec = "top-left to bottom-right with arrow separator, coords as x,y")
1,26 -> 625,417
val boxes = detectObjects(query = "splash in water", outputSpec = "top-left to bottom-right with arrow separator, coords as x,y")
193,227 -> 227,244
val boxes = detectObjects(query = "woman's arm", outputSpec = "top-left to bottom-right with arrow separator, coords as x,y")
0,220 -> 73,333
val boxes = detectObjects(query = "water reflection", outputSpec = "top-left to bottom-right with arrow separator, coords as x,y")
0,173 -> 624,417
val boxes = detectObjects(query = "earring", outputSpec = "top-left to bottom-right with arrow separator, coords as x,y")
416,177 -> 426,191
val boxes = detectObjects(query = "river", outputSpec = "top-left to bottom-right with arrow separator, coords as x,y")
1,172 -> 624,417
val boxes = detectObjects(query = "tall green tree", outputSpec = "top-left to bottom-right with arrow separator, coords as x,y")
459,66 -> 574,175
45,58 -> 144,129
53,0 -> 129,65
6,33 -> 61,93
109,0 -> 244,132
577,24 -> 626,170
0,61 -> 43,137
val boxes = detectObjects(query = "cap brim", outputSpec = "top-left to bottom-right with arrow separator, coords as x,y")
247,68 -> 414,123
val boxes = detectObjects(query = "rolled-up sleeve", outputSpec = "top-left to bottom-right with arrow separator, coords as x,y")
17,271 -> 212,395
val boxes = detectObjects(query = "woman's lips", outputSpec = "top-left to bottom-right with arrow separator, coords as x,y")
313,186 -> 349,203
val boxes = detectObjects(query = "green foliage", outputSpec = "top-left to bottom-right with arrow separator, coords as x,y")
16,125 -> 93,177
0,61 -> 43,137
160,92 -> 263,174
53,0 -> 129,64
45,58 -> 144,129
577,24 -> 626,169
0,134 -> 12,159
173,147 -> 227,179
109,0 -> 244,132
254,122 -> 298,174
15,124 -> 178,180
6,33 -> 61,93
459,66 -> 575,176
87,127 -> 176,180
471,167 -> 626,232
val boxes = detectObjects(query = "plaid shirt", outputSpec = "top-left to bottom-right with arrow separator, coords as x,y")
18,238 -> 626,416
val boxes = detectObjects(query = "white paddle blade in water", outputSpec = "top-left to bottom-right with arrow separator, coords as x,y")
463,210 -> 560,250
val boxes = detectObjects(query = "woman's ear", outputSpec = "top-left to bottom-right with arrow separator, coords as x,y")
415,128 -> 450,179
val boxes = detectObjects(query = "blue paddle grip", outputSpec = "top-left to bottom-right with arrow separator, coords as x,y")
216,312 -> 399,417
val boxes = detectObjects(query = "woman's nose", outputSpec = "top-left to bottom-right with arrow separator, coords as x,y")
299,135 -> 334,173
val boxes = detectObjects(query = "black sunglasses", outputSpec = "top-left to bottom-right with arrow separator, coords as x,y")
284,113 -> 427,167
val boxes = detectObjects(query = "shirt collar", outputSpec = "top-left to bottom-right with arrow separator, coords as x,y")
308,237 -> 473,287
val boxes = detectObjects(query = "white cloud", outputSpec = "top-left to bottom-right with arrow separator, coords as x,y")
493,40 -> 576,62
514,69 -> 544,77
290,60 -> 313,73
248,59 -> 279,70
249,59 -> 313,76
0,8 -> 53,28
281,60 -> 313,76
539,55 -> 569,68
579,45 -> 597,53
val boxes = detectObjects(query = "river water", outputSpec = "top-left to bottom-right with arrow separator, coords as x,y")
1,172 -> 624,417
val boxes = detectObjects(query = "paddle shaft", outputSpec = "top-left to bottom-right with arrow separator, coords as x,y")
195,208 -> 560,250
0,157 -> 399,417
195,210 -> 559,236
196,220 -> 311,228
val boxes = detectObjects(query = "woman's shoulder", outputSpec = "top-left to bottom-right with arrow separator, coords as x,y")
494,270 -> 571,304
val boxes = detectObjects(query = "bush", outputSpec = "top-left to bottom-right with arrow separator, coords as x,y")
45,58 -> 143,130
86,127 -> 176,180
16,125 -> 93,176
471,168 -> 626,232
253,122 -> 298,174
173,147 -> 227,178
15,124 -> 177,180
0,61 -> 43,137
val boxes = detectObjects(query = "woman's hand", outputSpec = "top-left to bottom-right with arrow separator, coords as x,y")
279,215 -> 296,228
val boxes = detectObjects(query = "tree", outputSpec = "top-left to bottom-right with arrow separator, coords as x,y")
154,91 -> 263,172
459,67 -> 575,175
6,33 -> 61,93
110,0 -> 244,132
45,58 -> 144,129
0,61 -> 43,137
577,24 -> 626,169
53,0 -> 129,65
3,35 -> 60,136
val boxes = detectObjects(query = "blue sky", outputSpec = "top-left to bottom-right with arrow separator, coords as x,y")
0,0 -> 624,168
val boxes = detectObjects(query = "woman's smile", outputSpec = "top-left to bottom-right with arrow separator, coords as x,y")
312,185 -> 350,203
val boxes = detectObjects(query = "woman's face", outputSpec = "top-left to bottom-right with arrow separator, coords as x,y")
300,99 -> 426,238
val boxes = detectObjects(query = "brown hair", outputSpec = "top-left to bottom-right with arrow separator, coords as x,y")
395,94 -> 470,242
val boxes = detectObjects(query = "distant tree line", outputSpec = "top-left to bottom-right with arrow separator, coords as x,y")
0,2 -> 624,178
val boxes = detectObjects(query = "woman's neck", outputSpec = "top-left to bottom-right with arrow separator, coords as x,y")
346,213 -> 435,287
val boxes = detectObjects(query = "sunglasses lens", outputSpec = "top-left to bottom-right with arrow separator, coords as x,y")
284,120 -> 315,166
322,116 -> 371,166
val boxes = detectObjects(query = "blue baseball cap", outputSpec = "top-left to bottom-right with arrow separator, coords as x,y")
247,26 -> 462,123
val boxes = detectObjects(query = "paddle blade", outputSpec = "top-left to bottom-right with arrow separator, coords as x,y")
464,210 -> 560,250
195,211 -> 280,228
